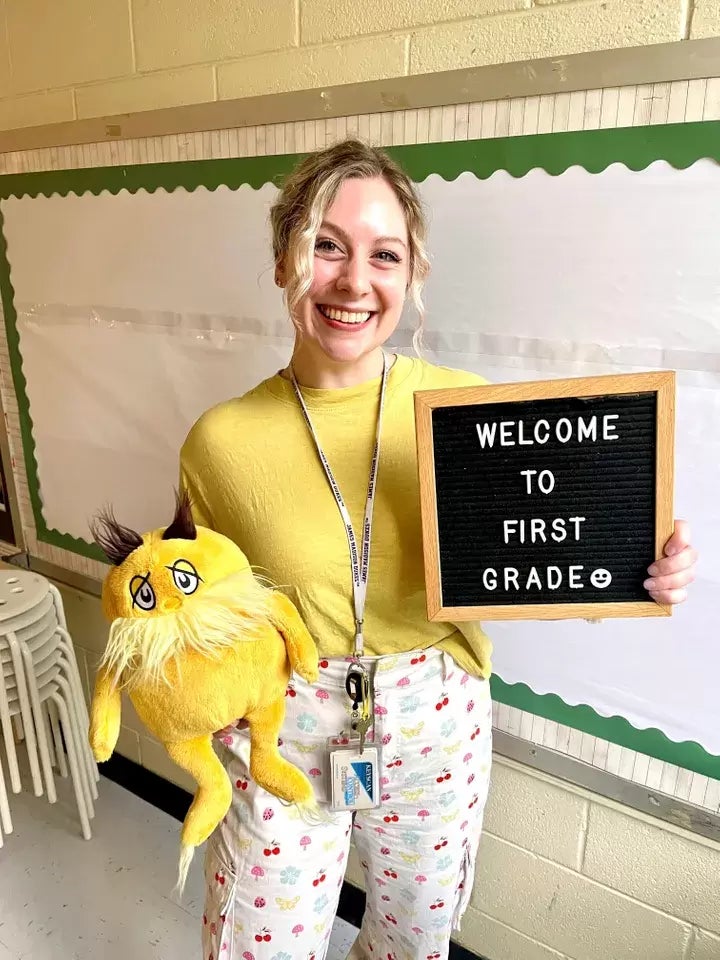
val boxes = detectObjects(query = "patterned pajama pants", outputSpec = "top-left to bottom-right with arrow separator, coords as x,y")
202,647 -> 493,960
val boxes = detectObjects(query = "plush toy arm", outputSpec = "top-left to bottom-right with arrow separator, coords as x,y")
89,666 -> 122,762
273,592 -> 319,685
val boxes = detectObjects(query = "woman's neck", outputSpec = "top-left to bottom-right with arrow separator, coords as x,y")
284,345 -> 387,389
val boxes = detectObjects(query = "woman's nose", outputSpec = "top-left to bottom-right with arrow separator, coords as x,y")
337,257 -> 371,296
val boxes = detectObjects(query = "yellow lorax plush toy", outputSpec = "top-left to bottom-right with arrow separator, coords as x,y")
88,491 -> 319,892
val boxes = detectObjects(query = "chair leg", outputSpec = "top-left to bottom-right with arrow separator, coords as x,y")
12,713 -> 24,742
0,665 -> 22,793
56,630 -> 89,719
57,672 -> 96,815
58,658 -> 99,804
19,640 -> 56,804
57,638 -> 98,788
0,749 -> 11,836
6,633 -> 43,797
48,700 -> 68,778
51,693 -> 91,841
48,583 -> 68,632
43,703 -> 56,768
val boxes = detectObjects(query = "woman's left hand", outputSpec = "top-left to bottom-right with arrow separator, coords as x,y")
643,519 -> 698,605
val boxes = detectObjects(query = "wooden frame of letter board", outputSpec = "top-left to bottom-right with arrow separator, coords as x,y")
415,371 -> 675,621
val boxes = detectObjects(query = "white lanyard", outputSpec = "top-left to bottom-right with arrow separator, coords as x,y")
290,353 -> 389,659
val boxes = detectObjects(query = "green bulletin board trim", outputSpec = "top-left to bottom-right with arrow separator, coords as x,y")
0,121 -> 718,202
0,212 -> 91,558
1,120 -> 719,778
491,677 -> 720,779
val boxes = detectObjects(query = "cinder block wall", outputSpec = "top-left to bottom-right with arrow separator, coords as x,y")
0,0 -> 718,131
62,583 -> 720,960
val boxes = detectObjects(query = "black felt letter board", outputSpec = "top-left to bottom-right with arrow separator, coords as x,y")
431,393 -> 657,607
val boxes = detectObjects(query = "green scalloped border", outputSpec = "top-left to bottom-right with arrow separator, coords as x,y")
1,120 -> 719,780
0,205 -> 100,559
491,677 -> 720,779
0,122 -> 718,203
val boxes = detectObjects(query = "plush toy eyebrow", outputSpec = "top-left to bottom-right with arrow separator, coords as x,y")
162,488 -> 197,541
90,508 -> 143,566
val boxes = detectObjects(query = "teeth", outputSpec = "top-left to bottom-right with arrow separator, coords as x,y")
319,305 -> 372,324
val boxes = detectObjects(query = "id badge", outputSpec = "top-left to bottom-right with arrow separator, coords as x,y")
328,740 -> 381,811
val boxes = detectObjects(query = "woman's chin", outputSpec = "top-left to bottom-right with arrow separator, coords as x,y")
321,343 -> 376,367
310,327 -> 377,364
300,335 -> 384,376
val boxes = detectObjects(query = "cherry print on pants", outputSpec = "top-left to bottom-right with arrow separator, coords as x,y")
312,870 -> 327,887
203,652 -> 492,960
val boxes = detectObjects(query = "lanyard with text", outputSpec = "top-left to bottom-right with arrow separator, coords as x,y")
289,352 -> 389,664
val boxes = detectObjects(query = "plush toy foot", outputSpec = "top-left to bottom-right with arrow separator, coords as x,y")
247,697 -> 316,806
165,735 -> 233,893
251,751 -> 315,806
90,733 -> 115,765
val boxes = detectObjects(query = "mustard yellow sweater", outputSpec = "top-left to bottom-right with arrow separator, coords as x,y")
180,354 -> 493,678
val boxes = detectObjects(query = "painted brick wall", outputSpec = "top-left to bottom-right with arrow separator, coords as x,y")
0,0 -> 717,131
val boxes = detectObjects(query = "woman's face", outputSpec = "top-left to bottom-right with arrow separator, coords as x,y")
283,176 -> 410,370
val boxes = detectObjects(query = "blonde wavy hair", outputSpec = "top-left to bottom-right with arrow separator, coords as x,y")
269,138 -> 431,353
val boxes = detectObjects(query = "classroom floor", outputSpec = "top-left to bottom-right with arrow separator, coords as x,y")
0,771 -> 359,960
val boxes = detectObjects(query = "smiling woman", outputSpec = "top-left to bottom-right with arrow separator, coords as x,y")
268,138 -> 430,389
277,177 -> 412,386
177,137 -> 697,960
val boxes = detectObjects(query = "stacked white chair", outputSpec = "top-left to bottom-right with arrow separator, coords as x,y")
0,568 -> 98,843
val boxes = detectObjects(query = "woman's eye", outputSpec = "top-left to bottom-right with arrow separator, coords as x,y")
315,239 -> 339,253
375,250 -> 401,263
171,563 -> 200,595
130,577 -> 156,611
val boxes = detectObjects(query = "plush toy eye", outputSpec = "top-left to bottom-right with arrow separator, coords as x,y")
130,574 -> 156,611
169,560 -> 200,596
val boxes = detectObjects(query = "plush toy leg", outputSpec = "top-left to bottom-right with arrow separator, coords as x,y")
273,593 -> 320,685
165,735 -> 232,894
89,668 -> 122,762
246,696 -> 315,805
